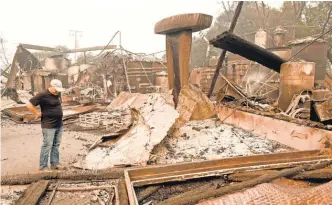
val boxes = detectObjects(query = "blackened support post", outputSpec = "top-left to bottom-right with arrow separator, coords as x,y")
208,1 -> 244,98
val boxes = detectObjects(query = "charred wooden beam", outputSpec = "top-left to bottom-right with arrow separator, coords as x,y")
16,180 -> 50,205
155,13 -> 213,107
1,168 -> 124,185
137,185 -> 162,202
208,1 -> 244,97
228,167 -> 332,182
157,160 -> 332,205
210,31 -> 286,72
119,178 -> 129,205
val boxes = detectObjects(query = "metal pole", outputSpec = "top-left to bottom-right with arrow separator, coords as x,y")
208,1 -> 244,98
119,32 -> 131,93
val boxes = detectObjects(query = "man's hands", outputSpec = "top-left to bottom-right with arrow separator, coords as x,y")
27,103 -> 41,120
35,112 -> 42,119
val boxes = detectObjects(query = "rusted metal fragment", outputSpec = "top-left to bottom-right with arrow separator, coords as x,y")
131,158 -> 327,187
155,13 -> 212,34
127,150 -> 324,183
15,180 -> 50,205
217,106 -> 332,150
314,99 -> 332,122
210,31 -> 286,72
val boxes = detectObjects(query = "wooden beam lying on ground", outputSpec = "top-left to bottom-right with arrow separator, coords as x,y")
16,180 -> 50,205
137,185 -> 162,202
229,167 -> 332,182
118,178 -> 129,205
157,161 -> 332,205
293,167 -> 332,180
1,168 -> 125,185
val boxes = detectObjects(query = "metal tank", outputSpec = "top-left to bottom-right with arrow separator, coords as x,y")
278,62 -> 315,111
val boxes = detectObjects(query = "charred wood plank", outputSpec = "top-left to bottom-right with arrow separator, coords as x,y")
137,185 -> 162,202
229,167 -> 332,182
157,160 -> 332,205
210,31 -> 286,72
293,167 -> 332,180
1,169 -> 124,185
15,180 -> 50,205
118,178 -> 129,205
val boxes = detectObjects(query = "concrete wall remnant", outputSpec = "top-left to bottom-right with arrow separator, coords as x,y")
278,62 -> 315,111
255,28 -> 268,48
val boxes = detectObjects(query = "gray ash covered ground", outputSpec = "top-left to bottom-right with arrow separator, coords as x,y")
150,118 -> 295,165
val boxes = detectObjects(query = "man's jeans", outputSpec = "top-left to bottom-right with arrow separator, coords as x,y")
40,127 -> 63,169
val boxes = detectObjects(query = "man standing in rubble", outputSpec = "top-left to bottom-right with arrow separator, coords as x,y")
27,79 -> 66,171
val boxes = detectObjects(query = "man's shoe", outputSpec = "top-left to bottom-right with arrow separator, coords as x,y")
51,164 -> 67,170
39,168 -> 52,172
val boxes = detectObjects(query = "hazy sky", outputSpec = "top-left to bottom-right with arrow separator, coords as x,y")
0,0 -> 283,65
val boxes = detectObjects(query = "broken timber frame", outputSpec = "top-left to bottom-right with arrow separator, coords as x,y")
124,150 -> 331,205
158,160 -> 332,205
208,1 -> 244,98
